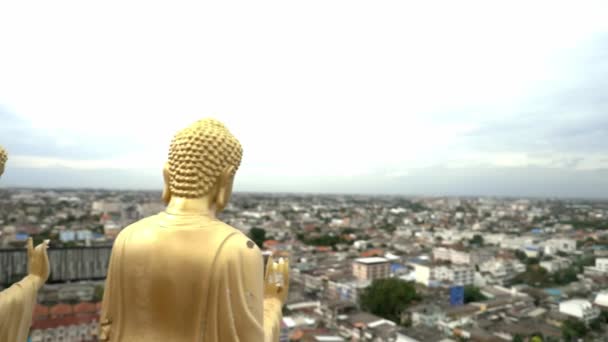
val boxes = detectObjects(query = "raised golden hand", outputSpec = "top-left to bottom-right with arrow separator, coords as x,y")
27,237 -> 50,289
264,256 -> 289,305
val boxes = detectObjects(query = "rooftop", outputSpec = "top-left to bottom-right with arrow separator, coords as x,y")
354,257 -> 389,265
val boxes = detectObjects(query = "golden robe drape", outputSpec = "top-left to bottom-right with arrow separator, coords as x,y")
100,213 -> 273,342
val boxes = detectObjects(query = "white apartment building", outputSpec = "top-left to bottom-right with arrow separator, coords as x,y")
411,262 -> 474,287
30,322 -> 98,342
523,247 -> 541,258
437,266 -> 475,285
484,234 -> 507,245
544,238 -> 577,255
594,291 -> 608,309
559,299 -> 600,323
326,279 -> 371,304
433,247 -> 470,264
479,259 -> 526,281
352,257 -> 390,282
539,258 -> 572,273
432,247 -> 491,266
412,263 -> 433,286
596,258 -> 608,273
500,236 -> 535,250
583,258 -> 608,276
434,230 -> 468,245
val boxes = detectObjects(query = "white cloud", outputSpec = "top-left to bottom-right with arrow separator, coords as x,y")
10,155 -> 163,170
444,152 -> 608,170
1,0 -> 607,192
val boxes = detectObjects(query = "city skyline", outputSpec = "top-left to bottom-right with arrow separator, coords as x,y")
1,1 -> 608,198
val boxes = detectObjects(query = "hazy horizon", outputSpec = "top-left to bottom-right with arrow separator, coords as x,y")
1,1 -> 608,198
2,165 -> 608,200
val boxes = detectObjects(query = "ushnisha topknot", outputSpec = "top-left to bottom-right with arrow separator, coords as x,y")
0,145 -> 7,176
168,118 -> 243,198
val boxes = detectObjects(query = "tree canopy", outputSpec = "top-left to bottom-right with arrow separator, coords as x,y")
359,278 -> 419,323
561,319 -> 588,341
470,234 -> 484,246
464,285 -> 487,303
249,227 -> 266,248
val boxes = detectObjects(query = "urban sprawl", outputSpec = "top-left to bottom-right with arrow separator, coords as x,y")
1,189 -> 608,342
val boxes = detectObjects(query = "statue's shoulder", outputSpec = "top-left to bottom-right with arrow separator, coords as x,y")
113,215 -> 161,241
213,221 -> 260,248
215,222 -> 261,257
210,220 -> 244,236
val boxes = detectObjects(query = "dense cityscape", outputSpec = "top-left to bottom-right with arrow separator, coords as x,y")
1,188 -> 608,341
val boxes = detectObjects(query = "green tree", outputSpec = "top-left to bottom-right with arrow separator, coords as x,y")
553,266 -> 578,285
249,227 -> 266,248
600,310 -> 608,323
525,257 -> 540,265
359,278 -> 419,323
380,223 -> 396,233
464,285 -> 487,303
589,318 -> 601,331
93,285 -> 105,302
561,319 -> 588,341
512,335 -> 524,342
530,333 -> 544,342
514,250 -> 527,262
470,234 -> 484,246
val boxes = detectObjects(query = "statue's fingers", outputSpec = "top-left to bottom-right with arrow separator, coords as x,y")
43,247 -> 50,278
35,239 -> 49,251
277,256 -> 284,271
282,259 -> 290,287
264,256 -> 275,282
27,237 -> 34,258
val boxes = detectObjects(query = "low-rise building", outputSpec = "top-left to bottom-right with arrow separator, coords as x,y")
335,311 -> 397,341
29,302 -> 100,342
352,257 -> 390,282
478,258 -> 526,285
558,299 -> 600,323
539,258 -> 571,273
544,238 -> 577,255
326,278 -> 371,305
410,261 -> 474,287
595,258 -> 608,273
594,291 -> 608,309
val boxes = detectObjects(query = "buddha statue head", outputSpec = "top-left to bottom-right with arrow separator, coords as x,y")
162,118 -> 243,213
0,145 -> 7,177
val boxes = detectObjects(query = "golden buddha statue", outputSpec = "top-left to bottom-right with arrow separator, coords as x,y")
0,146 -> 51,341
100,119 -> 289,342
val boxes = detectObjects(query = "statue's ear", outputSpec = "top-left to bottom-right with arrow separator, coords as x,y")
162,163 -> 172,206
215,166 -> 235,212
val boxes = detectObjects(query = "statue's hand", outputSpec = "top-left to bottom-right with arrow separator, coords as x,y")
264,256 -> 289,305
27,237 -> 50,288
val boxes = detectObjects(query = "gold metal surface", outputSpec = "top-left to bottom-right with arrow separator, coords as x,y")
0,146 -> 51,342
100,119 -> 289,341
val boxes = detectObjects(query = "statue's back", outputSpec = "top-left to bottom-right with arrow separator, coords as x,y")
101,213 -> 245,341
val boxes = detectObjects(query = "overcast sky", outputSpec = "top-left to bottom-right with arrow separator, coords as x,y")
1,1 -> 607,198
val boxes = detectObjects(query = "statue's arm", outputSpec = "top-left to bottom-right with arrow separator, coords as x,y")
0,276 -> 40,341
0,238 -> 49,341
219,233 -> 284,342
99,235 -> 122,341
99,255 -> 114,340
219,233 -> 265,341
263,296 -> 283,342
263,255 -> 289,342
